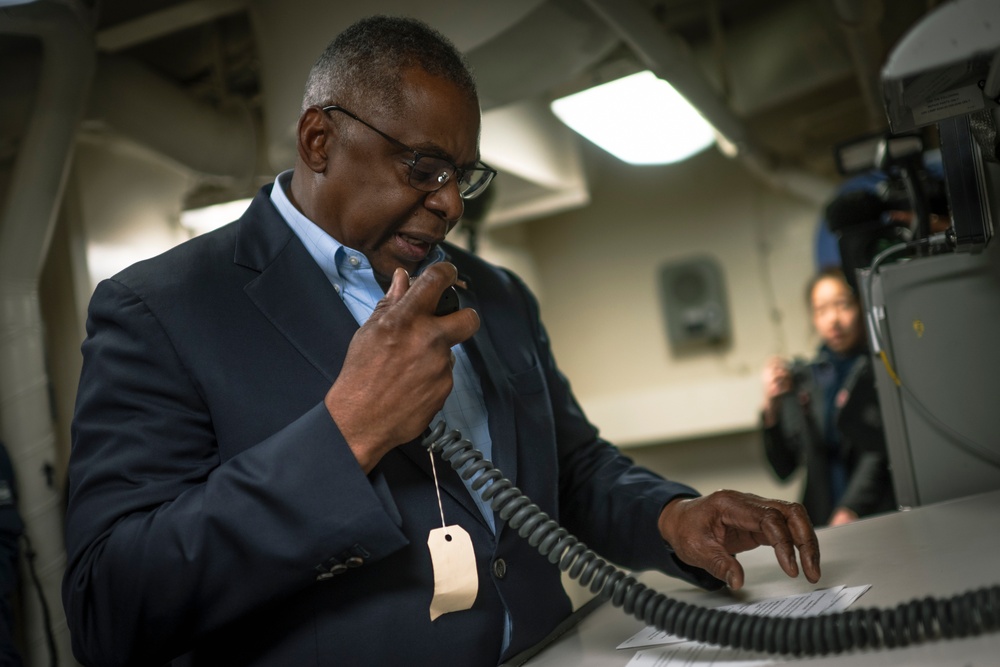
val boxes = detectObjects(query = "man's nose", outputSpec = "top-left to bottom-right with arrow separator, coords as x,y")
423,180 -> 465,225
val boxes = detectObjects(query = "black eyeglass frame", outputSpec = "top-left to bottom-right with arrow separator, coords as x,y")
321,105 -> 497,200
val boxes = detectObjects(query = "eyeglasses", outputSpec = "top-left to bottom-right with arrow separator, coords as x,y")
321,105 -> 497,200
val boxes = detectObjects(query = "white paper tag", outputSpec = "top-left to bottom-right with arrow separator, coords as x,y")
427,524 -> 478,621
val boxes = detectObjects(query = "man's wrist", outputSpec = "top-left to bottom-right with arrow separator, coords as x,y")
657,496 -> 694,547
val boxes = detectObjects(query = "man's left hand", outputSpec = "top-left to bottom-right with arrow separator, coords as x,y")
657,490 -> 821,590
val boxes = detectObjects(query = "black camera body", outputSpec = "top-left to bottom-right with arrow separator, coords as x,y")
825,173 -> 949,293
825,189 -> 911,293
828,133 -> 953,292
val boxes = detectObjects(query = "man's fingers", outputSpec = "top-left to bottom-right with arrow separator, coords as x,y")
661,492 -> 821,591
794,527 -> 821,583
756,508 -> 801,579
666,491 -> 821,589
384,267 -> 410,303
719,493 -> 821,584
398,263 -> 480,345
437,307 -> 480,348
368,268 -> 411,321
768,501 -> 821,583
397,263 -> 458,316
704,550 -> 745,590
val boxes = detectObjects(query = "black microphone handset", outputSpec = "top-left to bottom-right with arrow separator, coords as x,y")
422,423 -> 1000,657
434,285 -> 460,316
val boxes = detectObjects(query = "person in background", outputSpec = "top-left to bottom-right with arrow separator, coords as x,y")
760,268 -> 896,527
64,15 -> 820,667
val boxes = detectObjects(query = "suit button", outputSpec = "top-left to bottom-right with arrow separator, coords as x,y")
492,558 -> 507,579
345,556 -> 364,568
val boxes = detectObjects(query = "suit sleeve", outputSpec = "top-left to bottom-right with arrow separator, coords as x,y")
503,272 -> 722,591
62,278 -> 409,667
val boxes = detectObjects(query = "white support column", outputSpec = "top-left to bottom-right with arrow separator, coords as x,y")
0,1 -> 95,664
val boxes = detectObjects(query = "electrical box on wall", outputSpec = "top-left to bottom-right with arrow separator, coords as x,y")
658,256 -> 730,349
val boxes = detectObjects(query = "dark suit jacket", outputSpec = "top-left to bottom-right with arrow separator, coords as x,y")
63,186 -> 720,667
762,349 -> 897,526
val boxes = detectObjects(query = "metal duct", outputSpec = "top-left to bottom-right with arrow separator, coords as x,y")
0,0 -> 94,664
87,52 -> 257,182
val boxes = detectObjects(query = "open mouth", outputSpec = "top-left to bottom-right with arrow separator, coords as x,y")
399,233 -> 430,249
393,232 -> 435,262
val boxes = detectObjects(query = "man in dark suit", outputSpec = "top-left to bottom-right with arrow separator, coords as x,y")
63,16 -> 820,667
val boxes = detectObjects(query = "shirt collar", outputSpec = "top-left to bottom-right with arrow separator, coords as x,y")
270,169 -> 447,277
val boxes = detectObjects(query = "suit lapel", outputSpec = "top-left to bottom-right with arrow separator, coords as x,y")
235,197 -> 506,530
237,198 -> 358,385
459,285 -> 518,489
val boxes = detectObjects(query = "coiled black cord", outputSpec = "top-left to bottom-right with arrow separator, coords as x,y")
422,422 -> 1000,656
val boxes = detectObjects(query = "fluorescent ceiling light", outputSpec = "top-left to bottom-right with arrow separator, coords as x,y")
550,70 -> 716,165
180,198 -> 252,236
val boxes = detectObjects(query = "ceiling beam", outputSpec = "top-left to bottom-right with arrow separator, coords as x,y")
96,0 -> 246,52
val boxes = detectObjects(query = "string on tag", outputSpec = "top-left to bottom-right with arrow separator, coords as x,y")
429,448 -> 447,530
426,446 -> 479,620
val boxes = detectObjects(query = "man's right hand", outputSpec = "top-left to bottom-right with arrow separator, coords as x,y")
325,262 -> 480,472
761,356 -> 792,428
658,490 -> 820,591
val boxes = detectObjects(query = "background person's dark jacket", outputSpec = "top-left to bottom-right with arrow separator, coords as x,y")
762,348 -> 897,526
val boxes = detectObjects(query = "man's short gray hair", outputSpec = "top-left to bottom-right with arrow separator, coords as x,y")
302,15 -> 478,115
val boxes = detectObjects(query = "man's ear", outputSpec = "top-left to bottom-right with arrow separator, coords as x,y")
297,107 -> 332,173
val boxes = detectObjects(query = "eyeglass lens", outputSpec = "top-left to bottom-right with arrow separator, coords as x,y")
409,156 -> 493,199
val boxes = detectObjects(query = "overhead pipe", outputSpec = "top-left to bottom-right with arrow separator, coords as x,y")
579,0 -> 835,205
0,0 -> 95,664
832,0 -> 887,131
87,52 -> 257,182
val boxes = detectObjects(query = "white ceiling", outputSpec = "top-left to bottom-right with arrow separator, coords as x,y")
76,0 -> 943,216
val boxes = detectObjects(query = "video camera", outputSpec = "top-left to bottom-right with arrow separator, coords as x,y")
827,133 -> 951,293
